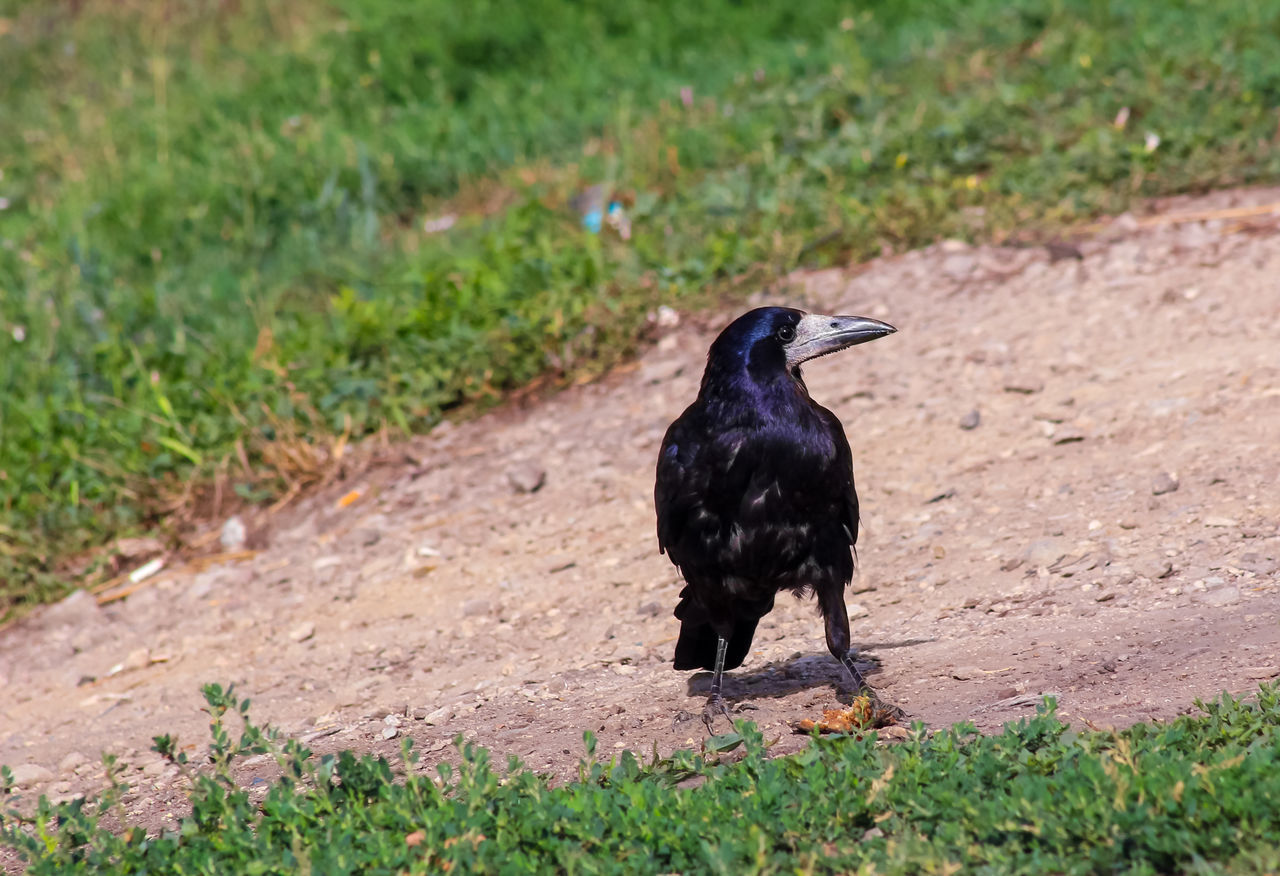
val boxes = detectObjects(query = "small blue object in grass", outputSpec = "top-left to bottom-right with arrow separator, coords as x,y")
581,203 -> 623,235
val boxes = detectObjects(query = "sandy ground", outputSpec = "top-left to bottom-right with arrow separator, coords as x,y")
2,187 -> 1279,844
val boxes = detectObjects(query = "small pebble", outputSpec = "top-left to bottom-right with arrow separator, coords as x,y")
462,599 -> 492,618
1196,586 -> 1240,607
58,752 -> 89,775
507,463 -> 547,494
9,764 -> 54,789
289,622 -> 316,643
1023,538 -> 1067,569
1152,472 -> 1179,495
220,515 -> 247,551
959,410 -> 980,430
422,707 -> 450,726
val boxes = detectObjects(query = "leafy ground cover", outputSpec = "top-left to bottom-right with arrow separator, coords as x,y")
4,684 -> 1280,873
3,0 -> 1280,611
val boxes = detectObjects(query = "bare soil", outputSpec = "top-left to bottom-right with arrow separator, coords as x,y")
3,188 -> 1279,838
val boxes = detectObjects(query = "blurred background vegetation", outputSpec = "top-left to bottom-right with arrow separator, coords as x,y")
1,0 -> 1278,614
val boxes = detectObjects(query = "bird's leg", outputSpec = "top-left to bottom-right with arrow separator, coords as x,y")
820,588 -> 906,720
840,651 -> 869,692
819,587 -> 860,690
819,585 -> 873,696
702,635 -> 733,731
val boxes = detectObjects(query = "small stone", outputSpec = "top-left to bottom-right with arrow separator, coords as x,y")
1024,538 -> 1067,569
422,706 -> 450,726
1136,555 -> 1174,580
220,515 -> 247,551
951,666 -> 984,680
1203,517 -> 1238,528
462,599 -> 492,618
610,644 -> 646,664
959,410 -> 980,430
507,463 -> 547,494
847,603 -> 869,619
636,601 -> 663,618
653,305 -> 680,328
58,752 -> 89,775
288,622 -> 316,643
1243,666 -> 1278,680
142,760 -> 166,778
1236,553 -> 1279,576
381,726 -> 398,740
1196,586 -> 1240,607
1112,212 -> 1141,234
9,764 -> 54,789
1152,472 -> 1179,495
640,357 -> 686,385
942,253 -> 977,280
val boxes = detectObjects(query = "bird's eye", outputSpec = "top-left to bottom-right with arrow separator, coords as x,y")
776,324 -> 796,343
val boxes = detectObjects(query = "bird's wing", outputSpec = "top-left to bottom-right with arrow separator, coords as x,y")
818,405 -> 859,548
655,415 -> 699,557
655,411 -> 744,565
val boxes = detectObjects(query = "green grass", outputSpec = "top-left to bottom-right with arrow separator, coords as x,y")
5,684 -> 1280,873
3,0 -> 1280,611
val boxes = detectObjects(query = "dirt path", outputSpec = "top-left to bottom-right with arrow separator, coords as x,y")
2,188 -> 1278,829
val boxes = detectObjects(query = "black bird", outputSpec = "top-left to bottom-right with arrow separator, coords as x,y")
654,306 -> 896,726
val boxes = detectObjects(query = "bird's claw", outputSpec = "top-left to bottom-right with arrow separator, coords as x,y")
870,695 -> 908,724
701,696 -> 733,732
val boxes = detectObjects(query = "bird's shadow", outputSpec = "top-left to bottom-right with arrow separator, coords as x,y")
684,652 -> 879,709
680,638 -> 934,718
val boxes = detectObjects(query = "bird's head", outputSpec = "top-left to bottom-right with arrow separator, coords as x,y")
705,306 -> 896,387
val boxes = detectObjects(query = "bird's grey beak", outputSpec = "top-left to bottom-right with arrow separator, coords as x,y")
785,312 -> 896,367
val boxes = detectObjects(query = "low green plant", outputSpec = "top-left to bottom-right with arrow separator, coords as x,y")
4,683 -> 1280,873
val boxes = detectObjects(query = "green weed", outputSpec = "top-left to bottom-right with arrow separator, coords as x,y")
4,683 -> 1280,873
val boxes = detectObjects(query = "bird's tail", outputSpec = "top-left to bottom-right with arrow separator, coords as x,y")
672,615 -> 759,672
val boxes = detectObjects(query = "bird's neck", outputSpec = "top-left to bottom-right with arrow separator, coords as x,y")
698,364 -> 811,420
